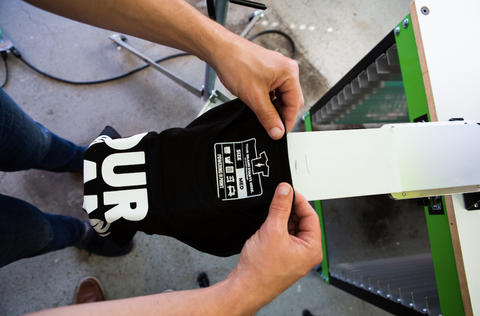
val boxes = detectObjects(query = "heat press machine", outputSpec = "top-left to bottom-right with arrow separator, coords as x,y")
299,0 -> 480,315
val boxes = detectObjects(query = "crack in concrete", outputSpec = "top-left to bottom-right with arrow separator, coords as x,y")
19,2 -> 54,35
19,1 -> 57,63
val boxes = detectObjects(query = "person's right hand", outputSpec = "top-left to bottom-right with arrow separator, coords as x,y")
227,183 -> 323,311
209,35 -> 304,140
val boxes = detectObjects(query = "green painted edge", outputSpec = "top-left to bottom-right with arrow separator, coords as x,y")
314,200 -> 330,283
304,110 -> 313,132
304,111 -> 330,283
424,199 -> 465,316
395,15 -> 465,316
394,15 -> 430,123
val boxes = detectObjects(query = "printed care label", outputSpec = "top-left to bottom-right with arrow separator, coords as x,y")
214,138 -> 269,201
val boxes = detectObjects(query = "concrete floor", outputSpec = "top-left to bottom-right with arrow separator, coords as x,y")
0,0 -> 427,315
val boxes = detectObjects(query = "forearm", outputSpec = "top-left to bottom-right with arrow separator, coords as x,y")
23,0 -> 237,66
25,184 -> 321,316
26,273 -> 265,316
24,0 -> 303,138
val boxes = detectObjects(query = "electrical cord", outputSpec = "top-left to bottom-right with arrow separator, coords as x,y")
1,51 -> 9,88
10,47 -> 190,85
248,30 -> 296,59
4,29 -> 296,86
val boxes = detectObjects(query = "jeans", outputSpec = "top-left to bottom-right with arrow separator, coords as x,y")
0,88 -> 86,268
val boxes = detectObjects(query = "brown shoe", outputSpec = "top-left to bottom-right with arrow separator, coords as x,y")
75,276 -> 105,304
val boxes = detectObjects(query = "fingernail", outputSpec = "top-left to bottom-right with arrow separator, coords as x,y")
277,184 -> 290,196
269,127 -> 283,139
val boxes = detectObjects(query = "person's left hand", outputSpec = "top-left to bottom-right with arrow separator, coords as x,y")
227,183 -> 322,310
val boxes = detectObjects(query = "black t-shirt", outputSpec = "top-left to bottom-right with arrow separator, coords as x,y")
83,98 -> 292,257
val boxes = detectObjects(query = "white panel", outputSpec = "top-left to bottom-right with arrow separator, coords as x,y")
415,2 -> 480,312
288,122 -> 480,201
287,129 -> 402,201
392,122 -> 480,191
415,0 -> 480,122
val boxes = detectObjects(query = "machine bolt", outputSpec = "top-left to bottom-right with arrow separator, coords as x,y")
402,18 -> 409,28
394,26 -> 401,36
302,111 -> 310,122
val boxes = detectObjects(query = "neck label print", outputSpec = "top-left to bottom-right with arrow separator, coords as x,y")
214,138 -> 269,201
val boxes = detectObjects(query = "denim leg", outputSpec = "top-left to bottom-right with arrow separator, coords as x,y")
0,88 -> 85,173
0,193 -> 86,268
0,88 -> 87,267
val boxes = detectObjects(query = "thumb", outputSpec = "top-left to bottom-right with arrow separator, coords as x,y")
248,95 -> 285,140
265,183 -> 293,230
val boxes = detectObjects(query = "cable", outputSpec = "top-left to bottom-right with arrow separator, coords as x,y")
5,30 -> 296,86
10,47 -> 190,85
248,30 -> 296,59
1,51 -> 9,88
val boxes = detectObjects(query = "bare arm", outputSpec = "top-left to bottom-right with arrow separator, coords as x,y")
26,279 -> 255,316
26,183 -> 322,316
24,0 -> 304,139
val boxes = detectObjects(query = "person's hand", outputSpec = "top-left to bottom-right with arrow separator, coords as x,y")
211,35 -> 304,140
227,183 -> 322,310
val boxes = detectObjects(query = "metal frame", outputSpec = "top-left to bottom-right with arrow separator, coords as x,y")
308,31 -> 397,120
203,0 -> 230,101
109,34 -> 203,97
110,1 -> 265,105
0,31 -> 13,52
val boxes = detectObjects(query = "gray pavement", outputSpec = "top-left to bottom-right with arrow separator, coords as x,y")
0,0 -> 424,315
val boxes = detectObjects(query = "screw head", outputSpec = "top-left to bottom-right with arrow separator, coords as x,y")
403,18 -> 409,28
394,26 -> 401,36
421,6 -> 430,15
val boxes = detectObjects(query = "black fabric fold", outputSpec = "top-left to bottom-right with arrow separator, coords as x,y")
83,98 -> 292,257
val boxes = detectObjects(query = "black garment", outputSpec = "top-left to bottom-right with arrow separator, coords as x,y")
83,99 -> 292,257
